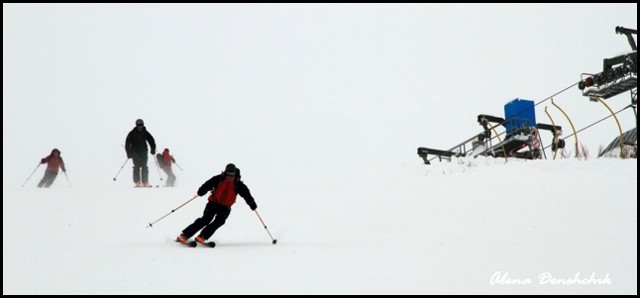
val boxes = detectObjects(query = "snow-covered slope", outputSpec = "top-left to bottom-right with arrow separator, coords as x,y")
3,158 -> 636,294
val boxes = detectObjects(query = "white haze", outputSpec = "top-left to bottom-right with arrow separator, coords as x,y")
3,3 -> 637,294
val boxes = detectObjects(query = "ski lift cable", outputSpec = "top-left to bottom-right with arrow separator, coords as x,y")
541,104 -> 633,151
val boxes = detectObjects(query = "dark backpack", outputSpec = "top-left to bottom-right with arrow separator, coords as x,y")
156,153 -> 166,168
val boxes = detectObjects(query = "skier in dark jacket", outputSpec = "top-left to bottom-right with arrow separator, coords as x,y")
125,119 -> 156,187
177,163 -> 258,245
37,148 -> 66,188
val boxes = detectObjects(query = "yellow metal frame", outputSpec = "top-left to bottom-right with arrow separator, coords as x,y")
543,106 -> 560,160
594,97 -> 625,158
551,98 -> 579,158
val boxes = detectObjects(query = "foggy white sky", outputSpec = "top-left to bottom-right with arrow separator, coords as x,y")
3,3 -> 638,188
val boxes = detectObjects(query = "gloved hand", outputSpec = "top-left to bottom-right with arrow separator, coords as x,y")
150,149 -> 155,155
249,202 -> 257,211
41,158 -> 46,164
126,153 -> 131,159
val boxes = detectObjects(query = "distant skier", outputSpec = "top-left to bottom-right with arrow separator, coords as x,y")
157,148 -> 176,187
177,163 -> 258,245
125,119 -> 156,187
37,148 -> 66,188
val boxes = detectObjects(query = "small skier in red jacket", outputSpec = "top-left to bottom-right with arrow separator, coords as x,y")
37,148 -> 66,188
157,148 -> 176,187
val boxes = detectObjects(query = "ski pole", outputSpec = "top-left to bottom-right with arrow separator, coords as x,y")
254,210 -> 277,244
113,158 -> 129,181
153,154 -> 163,181
174,162 -> 183,171
146,194 -> 198,228
63,171 -> 72,188
22,162 -> 42,187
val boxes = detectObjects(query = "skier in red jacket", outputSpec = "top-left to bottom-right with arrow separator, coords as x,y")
37,148 -> 66,188
157,148 -> 176,187
177,163 -> 257,245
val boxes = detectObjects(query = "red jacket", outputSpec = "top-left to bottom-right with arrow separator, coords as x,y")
162,150 -> 175,168
41,152 -> 65,173
197,171 -> 257,209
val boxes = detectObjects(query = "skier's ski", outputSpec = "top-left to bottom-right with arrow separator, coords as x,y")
194,239 -> 217,248
176,240 -> 197,247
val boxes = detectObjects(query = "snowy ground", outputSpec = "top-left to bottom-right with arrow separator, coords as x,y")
3,157 -> 636,294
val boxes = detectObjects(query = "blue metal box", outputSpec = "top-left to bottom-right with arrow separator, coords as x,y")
504,98 -> 536,134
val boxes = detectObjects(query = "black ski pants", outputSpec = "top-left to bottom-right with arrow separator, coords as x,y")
37,170 -> 58,188
131,153 -> 149,184
162,167 -> 176,187
182,201 -> 231,240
